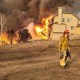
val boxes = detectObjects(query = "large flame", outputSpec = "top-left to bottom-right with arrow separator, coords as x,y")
34,15 -> 53,39
0,15 -> 53,46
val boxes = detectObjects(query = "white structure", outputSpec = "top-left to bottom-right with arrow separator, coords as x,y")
58,7 -> 63,24
51,7 -> 80,40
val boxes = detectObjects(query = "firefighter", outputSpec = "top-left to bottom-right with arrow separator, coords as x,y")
58,30 -> 71,68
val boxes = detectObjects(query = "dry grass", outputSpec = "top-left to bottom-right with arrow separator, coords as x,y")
0,40 -> 80,80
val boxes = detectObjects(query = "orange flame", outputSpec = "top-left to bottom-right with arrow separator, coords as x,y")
34,15 -> 53,39
0,15 -> 53,46
0,32 -> 19,46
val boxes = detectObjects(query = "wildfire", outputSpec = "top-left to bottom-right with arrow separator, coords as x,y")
34,15 -> 53,39
0,32 -> 19,46
0,15 -> 53,46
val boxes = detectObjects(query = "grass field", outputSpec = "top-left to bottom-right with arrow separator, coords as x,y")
0,40 -> 80,80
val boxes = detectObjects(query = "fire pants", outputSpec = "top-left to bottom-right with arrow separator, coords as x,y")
60,51 -> 67,67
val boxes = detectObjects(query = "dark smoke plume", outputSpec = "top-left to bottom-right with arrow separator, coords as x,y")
39,0 -> 74,18
1,0 -> 79,32
0,0 -> 74,17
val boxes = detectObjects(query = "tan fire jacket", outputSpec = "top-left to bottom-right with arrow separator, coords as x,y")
59,36 -> 69,52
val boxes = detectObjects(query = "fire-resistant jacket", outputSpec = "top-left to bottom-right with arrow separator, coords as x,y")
59,35 -> 69,52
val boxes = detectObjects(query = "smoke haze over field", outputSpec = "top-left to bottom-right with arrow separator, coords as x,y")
0,0 -> 80,31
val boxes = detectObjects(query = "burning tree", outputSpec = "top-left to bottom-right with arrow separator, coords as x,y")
33,15 -> 54,39
7,29 -> 15,45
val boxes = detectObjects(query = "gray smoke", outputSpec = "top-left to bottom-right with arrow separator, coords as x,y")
73,0 -> 80,18
0,0 -> 75,17
27,0 -> 75,18
0,0 -> 80,32
39,0 -> 74,18
62,0 -> 80,18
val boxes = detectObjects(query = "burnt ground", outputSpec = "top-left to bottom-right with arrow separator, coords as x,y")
0,40 -> 80,80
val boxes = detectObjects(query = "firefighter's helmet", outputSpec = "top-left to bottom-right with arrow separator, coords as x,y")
64,30 -> 70,34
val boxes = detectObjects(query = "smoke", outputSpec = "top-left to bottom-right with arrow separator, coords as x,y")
73,0 -> 80,18
0,0 -> 12,14
1,0 -> 80,32
28,0 -> 40,19
0,0 -> 75,16
3,11 -> 24,32
27,0 -> 75,19
39,0 -> 74,18
62,0 -> 80,18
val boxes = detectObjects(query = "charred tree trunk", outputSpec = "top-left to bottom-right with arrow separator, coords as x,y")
7,29 -> 15,45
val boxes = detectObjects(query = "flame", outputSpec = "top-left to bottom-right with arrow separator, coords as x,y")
0,32 -> 19,46
0,15 -> 53,46
35,25 -> 47,39
34,15 -> 53,39
35,26 -> 43,34
0,33 -> 10,46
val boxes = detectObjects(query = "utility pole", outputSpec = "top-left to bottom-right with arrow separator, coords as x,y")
0,13 -> 3,43
1,13 -> 3,36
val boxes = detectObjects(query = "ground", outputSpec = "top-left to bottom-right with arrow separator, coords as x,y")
0,39 -> 80,80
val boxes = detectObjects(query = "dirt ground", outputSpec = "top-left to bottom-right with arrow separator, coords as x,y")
0,39 -> 80,80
